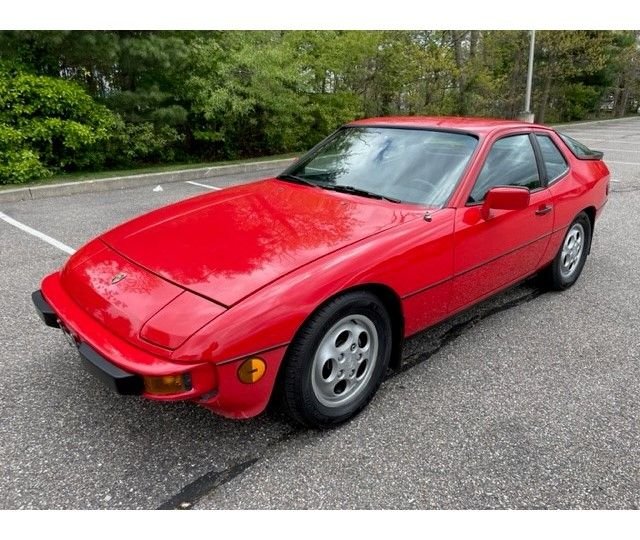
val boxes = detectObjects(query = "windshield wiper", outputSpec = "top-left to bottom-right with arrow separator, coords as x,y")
276,173 -> 319,188
278,175 -> 401,203
324,184 -> 402,203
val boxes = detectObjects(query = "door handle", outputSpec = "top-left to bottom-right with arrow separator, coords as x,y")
535,204 -> 553,216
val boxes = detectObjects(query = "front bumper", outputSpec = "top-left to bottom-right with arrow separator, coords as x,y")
78,342 -> 144,395
34,275 -> 216,402
33,273 -> 288,418
34,289 -> 144,395
32,290 -> 60,328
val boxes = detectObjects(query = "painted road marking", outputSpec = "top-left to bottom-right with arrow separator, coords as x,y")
0,211 -> 75,255
554,118 -> 640,128
605,160 -> 640,165
185,181 -> 222,191
563,125 -> 640,129
561,130 -> 640,136
573,138 -> 640,145
582,148 -> 640,153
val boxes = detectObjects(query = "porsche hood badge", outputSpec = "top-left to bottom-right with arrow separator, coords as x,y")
111,272 -> 127,285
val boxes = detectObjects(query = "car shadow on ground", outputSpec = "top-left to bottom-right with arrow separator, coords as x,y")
397,276 -> 545,379
15,275 -> 546,509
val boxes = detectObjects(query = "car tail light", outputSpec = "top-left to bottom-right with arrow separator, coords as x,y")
143,373 -> 192,395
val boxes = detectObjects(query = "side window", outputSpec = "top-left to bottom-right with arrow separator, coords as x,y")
558,132 -> 601,159
469,134 -> 541,203
536,135 -> 569,182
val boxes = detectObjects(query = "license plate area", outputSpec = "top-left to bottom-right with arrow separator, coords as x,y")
59,320 -> 79,348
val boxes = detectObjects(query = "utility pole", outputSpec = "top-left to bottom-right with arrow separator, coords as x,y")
519,30 -> 536,123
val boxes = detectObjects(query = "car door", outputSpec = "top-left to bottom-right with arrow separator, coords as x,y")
449,132 -> 554,313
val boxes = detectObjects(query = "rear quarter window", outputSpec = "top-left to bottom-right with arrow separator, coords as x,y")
536,135 -> 569,182
558,133 -> 604,160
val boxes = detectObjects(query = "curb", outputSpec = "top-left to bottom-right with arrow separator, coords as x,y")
0,157 -> 295,203
552,115 -> 639,129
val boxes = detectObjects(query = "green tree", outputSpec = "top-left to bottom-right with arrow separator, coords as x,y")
0,30 -> 638,184
185,31 -> 316,158
607,31 -> 640,117
0,31 -> 196,164
533,31 -> 613,122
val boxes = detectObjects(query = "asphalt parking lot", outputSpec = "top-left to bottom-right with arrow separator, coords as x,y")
1,117 -> 639,510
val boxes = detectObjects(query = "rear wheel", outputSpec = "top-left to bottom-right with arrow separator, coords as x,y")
280,291 -> 392,428
542,212 -> 592,290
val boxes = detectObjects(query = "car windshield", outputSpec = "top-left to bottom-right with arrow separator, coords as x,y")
281,127 -> 478,206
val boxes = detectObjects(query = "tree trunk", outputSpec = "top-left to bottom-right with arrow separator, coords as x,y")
538,73 -> 553,123
470,31 -> 479,59
425,70 -> 439,109
506,55 -> 522,118
617,87 -> 631,117
612,73 -> 623,117
452,31 -> 467,114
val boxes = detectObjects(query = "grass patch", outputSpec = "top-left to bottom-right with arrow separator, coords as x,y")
0,153 -> 298,191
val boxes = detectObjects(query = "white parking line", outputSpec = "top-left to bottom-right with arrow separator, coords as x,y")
185,181 -> 222,191
605,160 -> 640,165
554,118 -> 640,128
0,211 -> 76,255
588,148 -> 640,153
562,130 -> 640,136
574,138 -> 640,145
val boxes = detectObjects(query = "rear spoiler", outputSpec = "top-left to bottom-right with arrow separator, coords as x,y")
577,150 -> 604,161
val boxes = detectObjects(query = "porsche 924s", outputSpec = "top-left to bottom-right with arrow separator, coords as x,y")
33,117 -> 610,428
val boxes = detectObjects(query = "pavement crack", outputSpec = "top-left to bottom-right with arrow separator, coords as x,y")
157,457 -> 259,510
156,426 -> 304,510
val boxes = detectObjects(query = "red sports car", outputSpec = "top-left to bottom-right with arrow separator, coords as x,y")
33,117 -> 610,428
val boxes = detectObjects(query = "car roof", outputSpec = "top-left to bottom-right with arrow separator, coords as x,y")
347,116 -> 551,135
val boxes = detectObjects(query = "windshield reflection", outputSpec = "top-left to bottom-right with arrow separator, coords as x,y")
282,127 -> 478,207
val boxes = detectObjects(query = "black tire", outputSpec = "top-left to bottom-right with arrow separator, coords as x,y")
541,212 -> 592,291
279,291 -> 392,428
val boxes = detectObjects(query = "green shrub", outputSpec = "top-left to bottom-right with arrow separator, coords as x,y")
0,69 -> 118,183
108,120 -> 184,165
0,123 -> 51,184
0,147 -> 51,185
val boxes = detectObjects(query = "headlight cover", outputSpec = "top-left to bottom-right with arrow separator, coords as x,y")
140,291 -> 225,350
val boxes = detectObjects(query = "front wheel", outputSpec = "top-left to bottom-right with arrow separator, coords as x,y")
280,291 -> 392,428
542,212 -> 592,290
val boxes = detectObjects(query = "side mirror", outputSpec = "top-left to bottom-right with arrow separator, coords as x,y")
481,186 -> 530,220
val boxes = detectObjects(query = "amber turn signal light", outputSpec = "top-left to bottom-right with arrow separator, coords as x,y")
143,373 -> 192,395
237,357 -> 266,384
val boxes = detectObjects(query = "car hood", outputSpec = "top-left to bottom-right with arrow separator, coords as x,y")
102,179 -> 419,306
